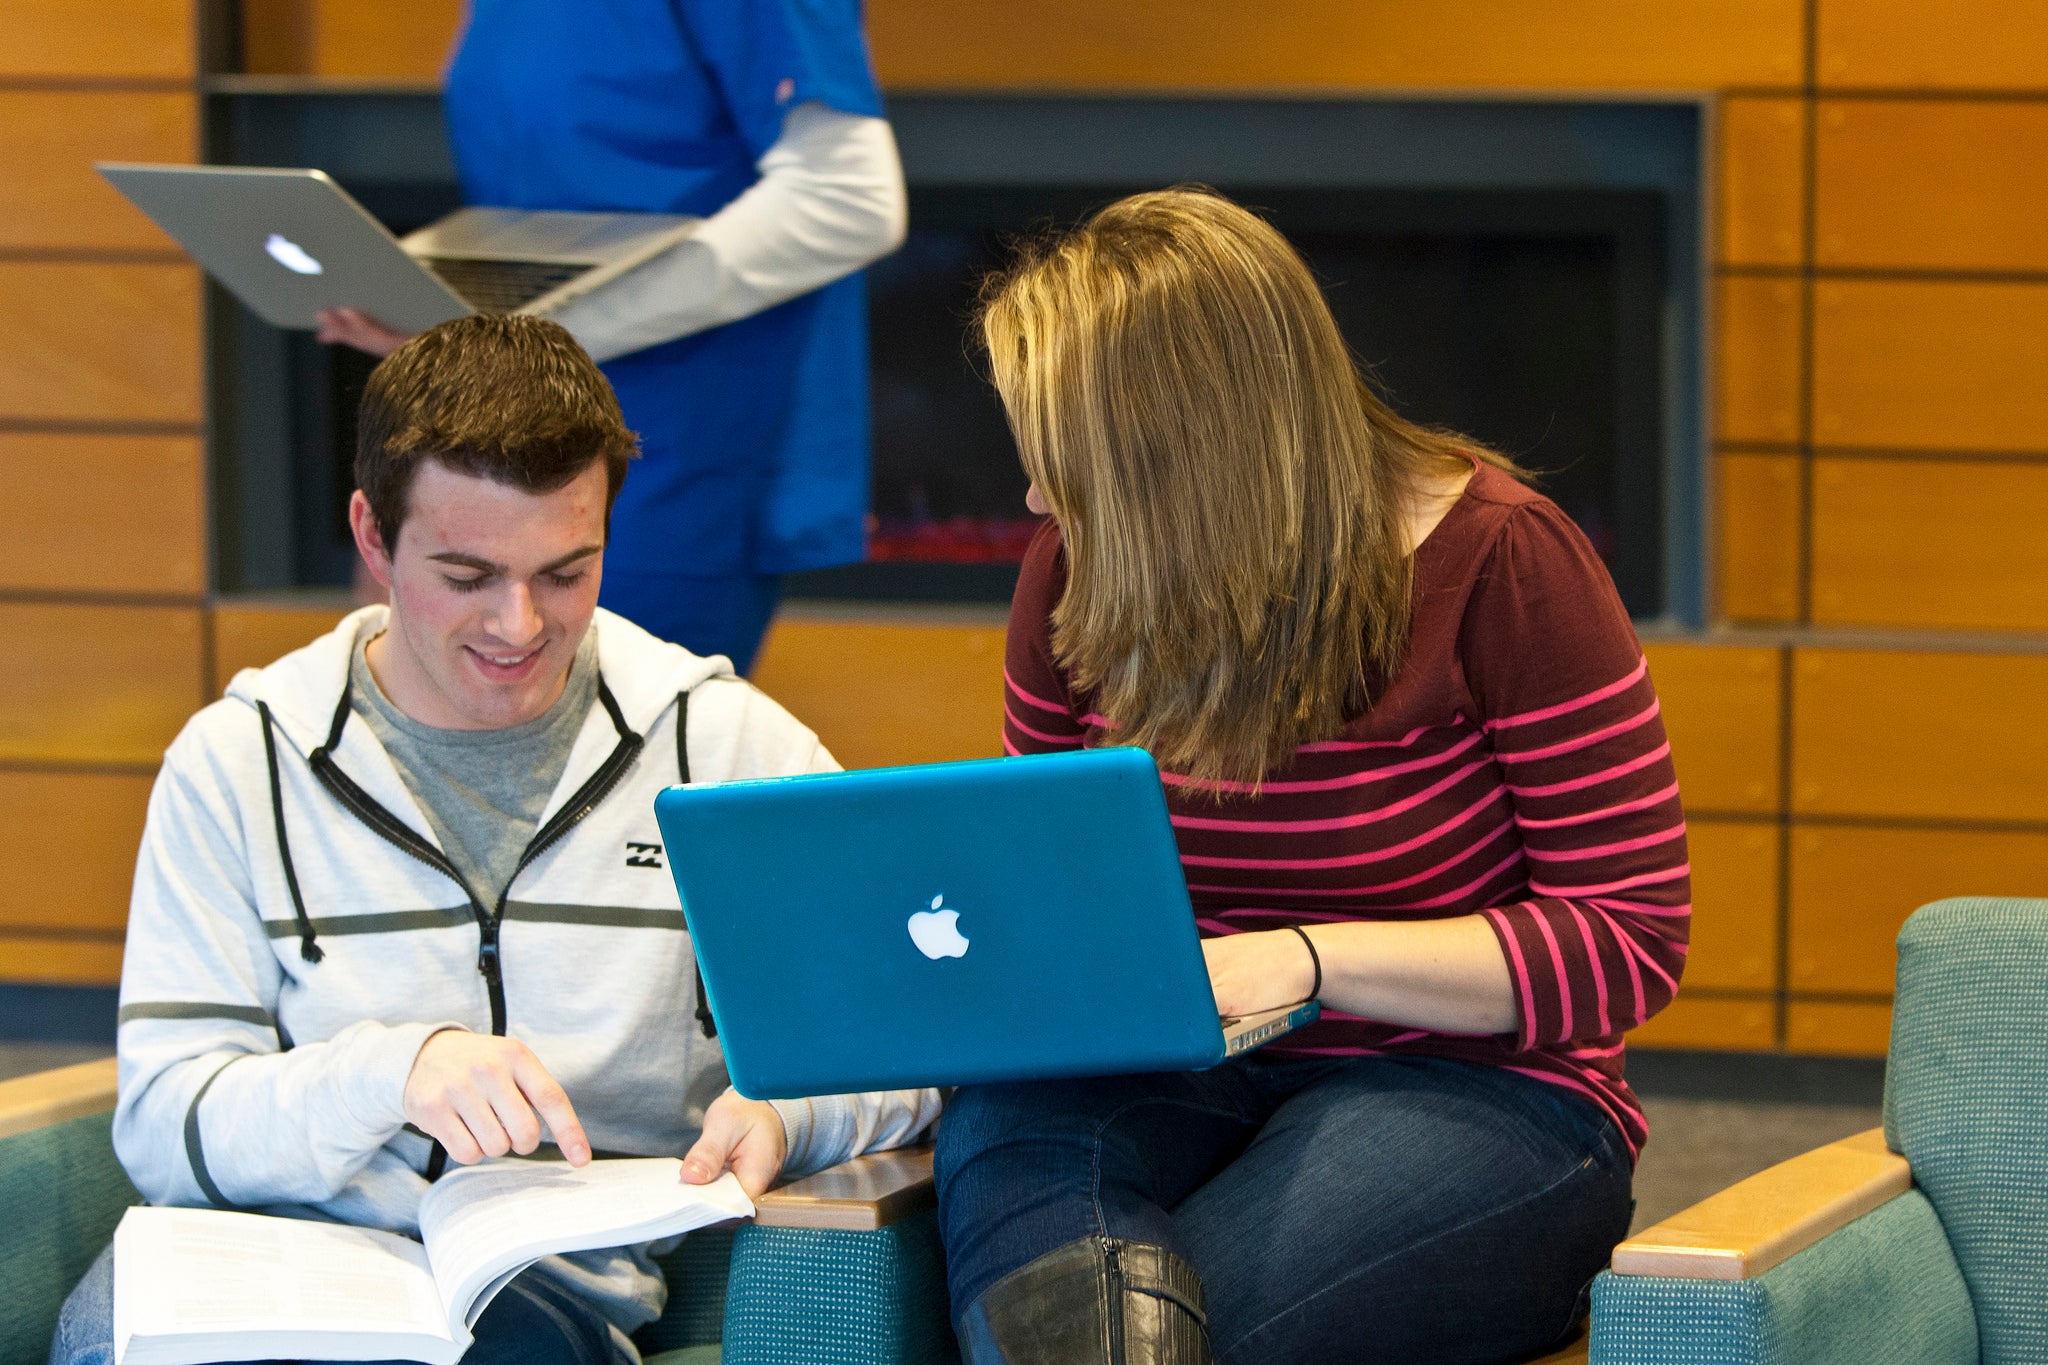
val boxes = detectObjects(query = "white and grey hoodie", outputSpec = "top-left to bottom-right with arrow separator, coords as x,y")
113,607 -> 940,1341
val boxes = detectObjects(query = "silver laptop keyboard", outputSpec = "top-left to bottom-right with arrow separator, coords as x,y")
419,257 -> 594,313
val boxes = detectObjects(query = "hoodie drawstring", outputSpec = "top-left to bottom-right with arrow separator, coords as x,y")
257,700 -> 324,964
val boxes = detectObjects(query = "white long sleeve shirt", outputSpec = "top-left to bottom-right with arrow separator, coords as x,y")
549,101 -> 907,364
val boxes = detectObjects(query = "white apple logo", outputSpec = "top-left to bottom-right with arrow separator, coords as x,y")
264,232 -> 324,275
907,894 -> 969,960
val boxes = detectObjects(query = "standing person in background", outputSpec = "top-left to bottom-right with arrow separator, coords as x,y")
320,0 -> 904,673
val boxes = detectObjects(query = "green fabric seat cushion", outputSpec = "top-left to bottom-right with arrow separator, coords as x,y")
721,1209 -> 957,1365
637,1225 -> 738,1356
1587,1189 -> 1977,1365
0,1110 -> 139,1365
1886,896 -> 2048,1365
643,1348 -> 722,1365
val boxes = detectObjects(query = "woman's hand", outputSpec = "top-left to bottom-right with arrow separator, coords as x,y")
681,1087 -> 788,1200
1201,929 -> 1318,1020
315,306 -> 415,357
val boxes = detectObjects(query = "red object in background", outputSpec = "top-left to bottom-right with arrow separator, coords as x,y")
866,515 -> 1044,563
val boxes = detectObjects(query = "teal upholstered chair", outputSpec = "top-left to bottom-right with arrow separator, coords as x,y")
1587,896 -> 2048,1365
0,1059 -> 957,1365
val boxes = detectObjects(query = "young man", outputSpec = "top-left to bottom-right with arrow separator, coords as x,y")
51,315 -> 939,1365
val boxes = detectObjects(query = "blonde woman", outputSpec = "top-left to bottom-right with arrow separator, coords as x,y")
934,190 -> 1690,1365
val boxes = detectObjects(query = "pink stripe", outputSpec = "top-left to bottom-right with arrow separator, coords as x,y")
1485,657 -> 1647,731
1484,906 -> 1540,1050
1001,735 -> 1023,756
1588,896 -> 1692,920
1201,907 -> 1388,923
1499,1066 -> 1641,1160
1003,703 -> 1084,747
1180,789 -> 1510,872
1516,782 -> 1680,830
1162,731 -> 1488,795
1507,743 -> 1669,799
1003,669 -> 1070,717
1569,905 -> 1613,1037
1521,822 -> 1687,863
1295,719 -> 1462,753
1530,909 -> 1575,1042
1172,744 -> 1496,833
1190,819 -> 1518,898
1602,912 -> 1680,996
1378,1030 -> 1431,1046
1494,699 -> 1659,765
1567,1040 -> 1627,1059
1078,712 -> 1123,730
1594,905 -> 1649,1025
1400,846 -> 1526,910
1529,863 -> 1690,899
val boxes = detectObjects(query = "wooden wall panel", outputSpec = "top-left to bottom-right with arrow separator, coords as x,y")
1818,100 -> 2048,273
0,935 -> 124,987
1785,1001 -> 1892,1058
0,263 -> 203,425
751,616 -> 1008,771
213,601 -> 353,686
1718,98 -> 1804,268
242,0 -> 464,79
1811,457 -> 2048,632
0,92 -> 195,253
0,605 -> 204,766
1716,453 -> 1800,623
1813,280 -> 2048,454
1715,275 -> 1802,446
1818,0 -> 2048,92
1790,824 -> 2048,995
0,433 -> 205,597
1684,820 -> 1780,991
1793,649 -> 2048,823
1643,642 -> 1781,814
868,0 -> 1803,91
0,773 -> 154,935
1629,994 -> 1776,1052
6,0 -> 194,81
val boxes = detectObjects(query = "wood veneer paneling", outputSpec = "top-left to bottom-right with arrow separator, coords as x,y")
1630,994 -> 1776,1052
1718,98 -> 1804,268
6,0 -> 194,82
1716,275 -> 1803,446
1813,279 -> 2048,454
1818,100 -> 2048,273
868,0 -> 1803,91
751,617 -> 1007,770
1716,453 -> 1800,624
0,772 -> 154,935
1790,824 -> 2048,995
242,0 -> 464,79
0,935 -> 124,987
0,433 -> 205,597
1811,456 -> 2048,632
1785,1001 -> 1892,1058
1792,648 -> 2048,823
213,602 -> 352,688
1686,819 -> 1780,992
0,604 -> 204,766
0,92 -> 194,254
1818,0 -> 2048,92
1643,642 -> 1781,815
0,263 -> 203,425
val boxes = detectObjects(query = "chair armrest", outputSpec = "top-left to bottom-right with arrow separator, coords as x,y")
1611,1127 -> 1911,1281
752,1145 -> 935,1232
0,1057 -> 118,1140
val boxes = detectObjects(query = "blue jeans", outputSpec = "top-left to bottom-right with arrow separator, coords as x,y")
935,1055 -> 1633,1364
599,570 -> 783,674
50,1243 -> 624,1365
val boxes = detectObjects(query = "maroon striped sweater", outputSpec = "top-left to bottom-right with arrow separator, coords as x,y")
1002,463 -> 1690,1157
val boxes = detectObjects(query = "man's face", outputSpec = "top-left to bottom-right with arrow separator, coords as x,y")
350,459 -> 608,730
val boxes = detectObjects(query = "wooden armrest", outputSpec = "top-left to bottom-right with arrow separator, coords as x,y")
753,1145 -> 935,1231
0,1057 -> 119,1141
1610,1128 -> 1911,1281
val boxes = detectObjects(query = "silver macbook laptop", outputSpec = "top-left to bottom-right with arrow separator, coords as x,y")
97,163 -> 698,334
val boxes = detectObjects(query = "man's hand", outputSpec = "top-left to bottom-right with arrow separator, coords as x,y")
403,1030 -> 591,1166
681,1088 -> 788,1200
1201,929 -> 1318,1020
315,306 -> 414,357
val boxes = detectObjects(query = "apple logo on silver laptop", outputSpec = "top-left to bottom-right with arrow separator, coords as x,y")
264,233 -> 324,275
907,895 -> 969,960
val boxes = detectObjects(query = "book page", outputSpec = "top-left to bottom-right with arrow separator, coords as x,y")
420,1157 -> 753,1328
113,1206 -> 454,1363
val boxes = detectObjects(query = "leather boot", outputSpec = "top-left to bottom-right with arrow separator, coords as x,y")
957,1236 -> 1212,1364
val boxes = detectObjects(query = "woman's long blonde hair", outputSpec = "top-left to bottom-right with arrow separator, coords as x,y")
979,187 -> 1521,787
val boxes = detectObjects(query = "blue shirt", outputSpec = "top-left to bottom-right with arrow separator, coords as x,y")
444,0 -> 884,579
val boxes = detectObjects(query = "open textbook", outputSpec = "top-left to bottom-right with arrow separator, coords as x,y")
112,1157 -> 754,1365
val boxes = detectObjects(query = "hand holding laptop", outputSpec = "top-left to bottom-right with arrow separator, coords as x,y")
1201,930 -> 1320,1021
316,306 -> 412,356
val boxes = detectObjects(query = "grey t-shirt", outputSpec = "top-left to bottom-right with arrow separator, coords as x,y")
350,629 -> 599,908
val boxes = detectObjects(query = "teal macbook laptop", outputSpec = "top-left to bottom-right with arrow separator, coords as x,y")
652,747 -> 1318,1099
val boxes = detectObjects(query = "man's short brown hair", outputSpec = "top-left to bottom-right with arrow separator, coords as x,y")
356,314 -> 639,548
